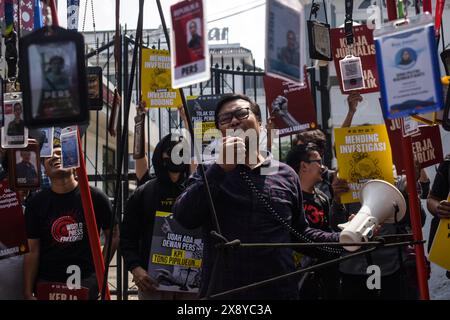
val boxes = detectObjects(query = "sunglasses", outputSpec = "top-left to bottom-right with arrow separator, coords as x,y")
217,107 -> 251,126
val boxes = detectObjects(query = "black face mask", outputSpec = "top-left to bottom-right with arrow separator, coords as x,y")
163,158 -> 186,173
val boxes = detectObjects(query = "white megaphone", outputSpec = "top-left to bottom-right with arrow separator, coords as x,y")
338,179 -> 407,252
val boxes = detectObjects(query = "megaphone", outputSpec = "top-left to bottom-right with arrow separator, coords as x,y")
338,179 -> 407,252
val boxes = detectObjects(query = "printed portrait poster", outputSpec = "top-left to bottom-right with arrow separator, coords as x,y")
331,24 -> 379,94
27,42 -> 80,120
385,119 -> 443,172
141,49 -> 182,108
187,95 -> 222,155
148,211 -> 203,293
266,0 -> 305,84
374,20 -> 443,119
334,124 -> 394,204
263,74 -> 317,137
36,282 -> 89,300
0,178 -> 29,260
170,0 -> 210,88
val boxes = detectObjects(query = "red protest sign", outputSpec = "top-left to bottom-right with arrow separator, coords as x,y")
0,178 -> 29,260
385,119 -> 443,172
36,282 -> 89,300
263,74 -> 317,137
331,24 -> 379,94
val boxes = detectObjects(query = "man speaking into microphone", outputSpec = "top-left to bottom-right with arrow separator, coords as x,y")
173,94 -> 341,300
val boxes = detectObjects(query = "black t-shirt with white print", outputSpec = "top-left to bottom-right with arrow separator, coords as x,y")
25,186 -> 113,282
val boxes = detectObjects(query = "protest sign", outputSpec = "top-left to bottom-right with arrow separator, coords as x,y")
334,124 -> 394,204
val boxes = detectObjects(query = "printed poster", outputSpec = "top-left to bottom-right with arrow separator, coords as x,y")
148,211 -> 203,293
374,21 -> 443,118
385,119 -> 443,172
170,0 -> 210,88
331,24 -> 379,94
141,48 -> 182,108
334,124 -> 394,204
263,74 -> 317,137
0,178 -> 29,260
187,95 -> 222,159
266,0 -> 305,84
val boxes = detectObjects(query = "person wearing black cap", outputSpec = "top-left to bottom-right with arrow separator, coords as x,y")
121,133 -> 196,300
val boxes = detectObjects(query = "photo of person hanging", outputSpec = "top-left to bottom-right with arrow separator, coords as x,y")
31,44 -> 79,120
19,25 -> 89,127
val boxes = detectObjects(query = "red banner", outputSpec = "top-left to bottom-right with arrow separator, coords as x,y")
385,119 -> 443,172
331,24 -> 379,95
0,178 -> 29,260
263,73 -> 317,137
36,282 -> 89,300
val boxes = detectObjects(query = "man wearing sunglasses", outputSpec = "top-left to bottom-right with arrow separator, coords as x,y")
286,143 -> 341,299
174,94 -> 341,300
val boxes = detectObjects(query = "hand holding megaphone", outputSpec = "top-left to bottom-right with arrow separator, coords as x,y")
338,180 -> 406,252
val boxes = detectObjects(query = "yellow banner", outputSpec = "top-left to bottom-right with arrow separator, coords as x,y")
151,248 -> 202,268
334,124 -> 394,204
428,193 -> 450,270
141,49 -> 182,108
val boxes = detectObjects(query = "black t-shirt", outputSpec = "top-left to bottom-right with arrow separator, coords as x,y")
25,186 -> 113,282
302,189 -> 331,232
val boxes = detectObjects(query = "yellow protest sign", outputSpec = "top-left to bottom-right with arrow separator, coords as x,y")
334,124 -> 394,204
428,194 -> 450,270
141,48 -> 182,108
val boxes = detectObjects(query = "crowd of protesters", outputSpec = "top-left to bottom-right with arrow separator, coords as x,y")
0,92 -> 449,300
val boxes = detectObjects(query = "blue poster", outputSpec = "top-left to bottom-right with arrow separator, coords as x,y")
374,15 -> 443,119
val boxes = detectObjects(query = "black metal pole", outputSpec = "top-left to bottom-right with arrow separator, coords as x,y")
155,0 -> 224,299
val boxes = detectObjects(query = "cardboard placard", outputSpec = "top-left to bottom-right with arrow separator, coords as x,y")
334,124 -> 394,204
148,211 -> 203,293
266,0 -> 305,84
170,0 -> 210,88
385,119 -> 443,172
374,14 -> 443,119
331,24 -> 379,94
263,74 -> 317,137
141,49 -> 182,108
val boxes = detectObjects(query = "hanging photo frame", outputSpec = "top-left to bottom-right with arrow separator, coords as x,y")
1,92 -> 29,149
8,139 -> 41,191
87,66 -> 103,110
60,129 -> 80,169
19,26 -> 89,128
307,0 -> 331,61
